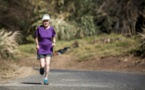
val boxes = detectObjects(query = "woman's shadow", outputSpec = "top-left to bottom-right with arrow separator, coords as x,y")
21,82 -> 42,85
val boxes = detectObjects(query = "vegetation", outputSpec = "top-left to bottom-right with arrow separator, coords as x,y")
0,0 -> 145,59
69,34 -> 137,62
17,34 -> 137,62
0,29 -> 20,59
1,0 -> 145,40
131,33 -> 145,58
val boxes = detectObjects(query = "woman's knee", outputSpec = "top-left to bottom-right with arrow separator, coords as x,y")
40,58 -> 45,67
40,63 -> 45,68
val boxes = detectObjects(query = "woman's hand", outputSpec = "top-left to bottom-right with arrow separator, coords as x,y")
36,45 -> 40,50
52,42 -> 56,46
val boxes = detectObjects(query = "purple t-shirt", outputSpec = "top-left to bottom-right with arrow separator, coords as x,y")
35,26 -> 56,55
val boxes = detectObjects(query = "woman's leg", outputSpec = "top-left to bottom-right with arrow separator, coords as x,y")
44,56 -> 51,79
39,58 -> 45,75
40,58 -> 45,68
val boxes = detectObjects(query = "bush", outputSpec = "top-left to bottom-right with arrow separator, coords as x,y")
130,33 -> 145,57
0,29 -> 21,59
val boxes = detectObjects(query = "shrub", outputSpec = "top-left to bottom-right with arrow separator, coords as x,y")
0,29 -> 21,59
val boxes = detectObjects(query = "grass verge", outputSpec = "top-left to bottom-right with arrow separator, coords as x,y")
17,34 -> 138,62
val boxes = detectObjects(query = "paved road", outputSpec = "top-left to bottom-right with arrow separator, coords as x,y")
0,69 -> 145,90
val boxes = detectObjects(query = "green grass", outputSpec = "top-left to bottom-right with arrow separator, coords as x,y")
66,34 -> 137,61
17,44 -> 36,59
18,44 -> 36,54
17,34 -> 138,62
54,40 -> 74,51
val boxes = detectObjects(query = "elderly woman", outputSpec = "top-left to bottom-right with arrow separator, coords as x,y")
35,14 -> 56,85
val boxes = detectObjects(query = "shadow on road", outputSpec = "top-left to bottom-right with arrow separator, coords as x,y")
21,82 -> 42,85
33,68 -> 82,73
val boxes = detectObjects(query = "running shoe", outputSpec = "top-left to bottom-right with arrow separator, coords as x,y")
39,68 -> 44,75
44,79 -> 49,85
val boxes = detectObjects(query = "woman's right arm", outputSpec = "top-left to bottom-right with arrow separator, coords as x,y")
35,37 -> 39,49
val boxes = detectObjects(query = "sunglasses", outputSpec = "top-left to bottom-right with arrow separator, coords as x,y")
43,20 -> 49,22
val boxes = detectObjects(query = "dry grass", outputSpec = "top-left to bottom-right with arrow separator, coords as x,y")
0,29 -> 21,59
51,18 -> 78,40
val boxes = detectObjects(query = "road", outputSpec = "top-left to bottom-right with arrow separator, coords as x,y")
0,69 -> 145,90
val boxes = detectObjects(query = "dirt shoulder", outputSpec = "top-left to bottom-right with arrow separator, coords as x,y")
0,57 -> 37,84
50,54 -> 145,73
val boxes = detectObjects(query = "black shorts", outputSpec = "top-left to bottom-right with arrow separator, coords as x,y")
37,54 -> 52,60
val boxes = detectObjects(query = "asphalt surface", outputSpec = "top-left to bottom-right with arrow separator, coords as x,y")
0,69 -> 145,90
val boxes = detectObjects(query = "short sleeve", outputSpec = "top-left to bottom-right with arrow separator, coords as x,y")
52,28 -> 56,37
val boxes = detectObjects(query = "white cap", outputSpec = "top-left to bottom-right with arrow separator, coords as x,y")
42,14 -> 50,21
